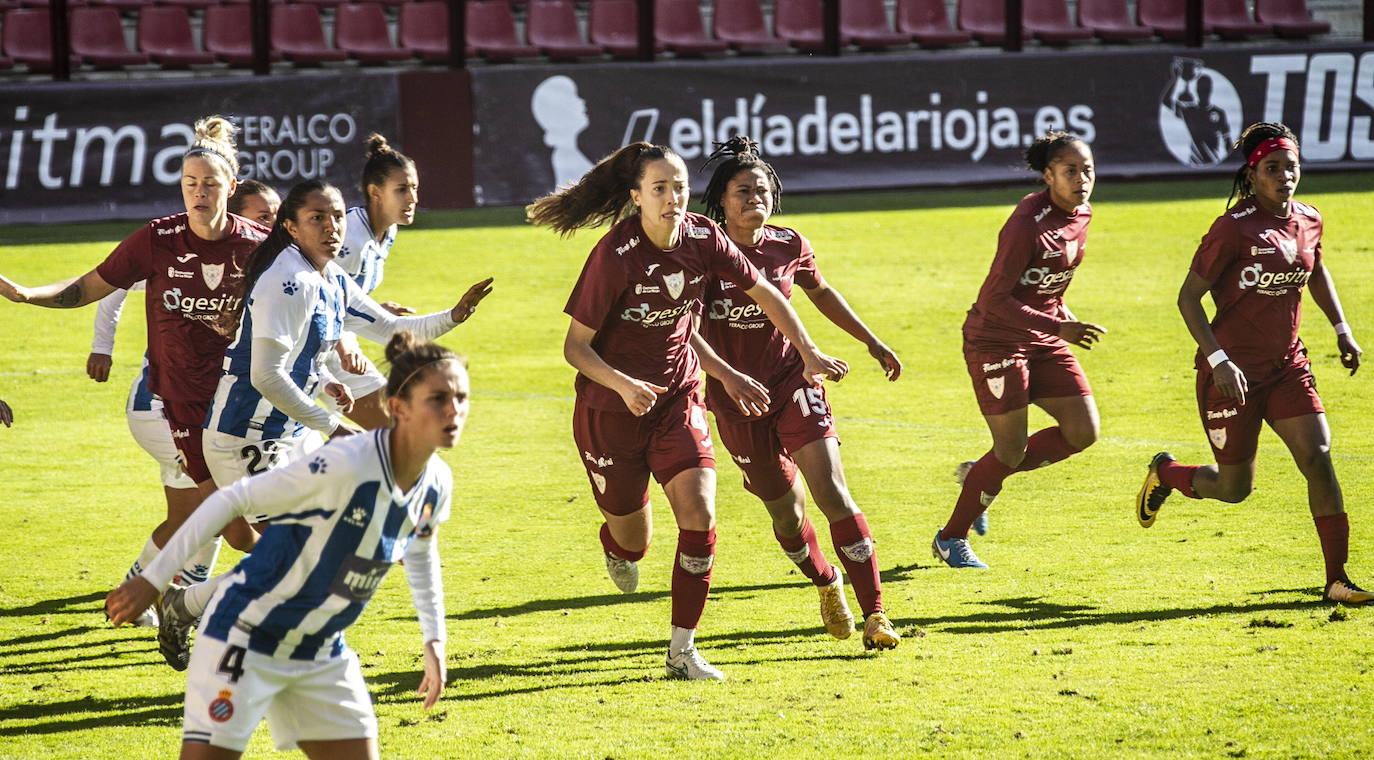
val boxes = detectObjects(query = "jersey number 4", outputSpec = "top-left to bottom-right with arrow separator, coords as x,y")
217,645 -> 247,684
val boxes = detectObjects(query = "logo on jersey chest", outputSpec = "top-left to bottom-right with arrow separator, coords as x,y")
329,554 -> 391,603
202,263 -> 225,291
663,271 -> 685,300
1258,229 -> 1299,265
343,505 -> 369,528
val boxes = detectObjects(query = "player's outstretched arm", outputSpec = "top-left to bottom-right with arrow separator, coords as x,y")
746,279 -> 848,383
0,269 -> 116,309
802,283 -> 901,381
405,534 -> 448,709
1307,263 -> 1361,376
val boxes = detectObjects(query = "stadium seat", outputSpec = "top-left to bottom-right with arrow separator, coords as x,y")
1076,0 -> 1153,41
1136,0 -> 1205,41
2,8 -> 63,70
589,0 -> 661,58
84,0 -> 155,12
271,4 -> 349,63
155,0 -> 221,8
526,0 -> 604,60
956,0 -> 1005,43
840,0 -> 910,49
1207,0 -> 1271,38
137,6 -> 217,66
466,0 -> 540,61
655,0 -> 729,56
1022,0 -> 1093,42
774,0 -> 826,51
204,4 -> 283,65
71,6 -> 150,67
335,2 -> 413,63
399,1 -> 465,61
1255,0 -> 1329,37
292,0 -> 347,7
712,0 -> 788,53
895,0 -> 973,47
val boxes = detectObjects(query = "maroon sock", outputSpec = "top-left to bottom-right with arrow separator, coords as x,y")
1157,461 -> 1200,499
670,528 -> 716,630
1014,427 -> 1079,472
599,522 -> 648,562
830,513 -> 882,616
775,518 -> 837,587
941,450 -> 1013,540
1313,513 -> 1349,585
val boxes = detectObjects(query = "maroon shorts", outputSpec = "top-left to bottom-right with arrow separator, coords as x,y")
1196,354 -> 1324,465
572,388 -> 715,516
964,340 -> 1091,416
713,376 -> 837,501
162,399 -> 212,485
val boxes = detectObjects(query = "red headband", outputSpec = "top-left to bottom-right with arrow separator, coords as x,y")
1247,137 -> 1298,167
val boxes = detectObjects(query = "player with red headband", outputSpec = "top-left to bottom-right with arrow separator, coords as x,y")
1136,122 -> 1368,604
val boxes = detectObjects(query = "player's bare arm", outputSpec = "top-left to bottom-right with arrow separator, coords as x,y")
0,269 -> 116,309
688,327 -> 769,416
1178,270 -> 1247,405
563,318 -> 665,416
746,279 -> 848,383
1306,263 -> 1361,375
449,277 -> 495,324
802,283 -> 902,381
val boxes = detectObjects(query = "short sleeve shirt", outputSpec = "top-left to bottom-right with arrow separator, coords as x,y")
564,212 -> 761,411
96,213 -> 268,403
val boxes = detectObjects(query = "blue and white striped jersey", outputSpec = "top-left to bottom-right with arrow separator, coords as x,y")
145,429 -> 452,661
126,355 -> 162,420
335,206 -> 395,295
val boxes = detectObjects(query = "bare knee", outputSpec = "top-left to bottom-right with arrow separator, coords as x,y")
1293,445 -> 1337,484
991,440 -> 1027,469
1214,477 -> 1253,504
1061,420 -> 1098,451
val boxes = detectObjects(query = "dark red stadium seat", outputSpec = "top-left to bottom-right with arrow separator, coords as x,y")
400,2 -> 461,61
466,0 -> 540,61
335,3 -> 413,63
203,4 -> 281,65
774,0 -> 826,51
271,4 -> 349,63
1076,0 -> 1153,41
589,0 -> 661,58
956,0 -> 1005,43
1136,0 -> 1205,41
526,0 -> 604,59
84,0 -> 155,12
656,0 -> 729,55
1023,0 -> 1093,41
712,0 -> 787,53
137,6 -> 216,65
154,0 -> 220,8
292,0 -> 347,7
841,0 -> 910,49
3,8 -> 62,70
1207,0 -> 1271,38
1256,0 -> 1329,37
896,0 -> 973,47
71,6 -> 150,67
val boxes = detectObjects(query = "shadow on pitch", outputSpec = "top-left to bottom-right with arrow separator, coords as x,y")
0,692 -> 182,735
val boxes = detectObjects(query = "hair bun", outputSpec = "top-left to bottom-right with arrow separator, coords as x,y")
385,331 -> 420,365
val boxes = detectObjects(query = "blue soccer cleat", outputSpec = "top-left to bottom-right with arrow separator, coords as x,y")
955,460 -> 990,536
931,530 -> 988,569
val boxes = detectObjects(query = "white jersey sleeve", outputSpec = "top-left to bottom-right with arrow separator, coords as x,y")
341,274 -> 457,345
250,337 -> 341,434
91,288 -> 130,354
249,265 -> 319,344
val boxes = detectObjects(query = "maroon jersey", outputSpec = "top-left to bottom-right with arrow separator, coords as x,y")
565,212 -> 761,411
96,213 -> 266,404
963,190 -> 1090,347
700,225 -> 824,419
1190,197 -> 1322,375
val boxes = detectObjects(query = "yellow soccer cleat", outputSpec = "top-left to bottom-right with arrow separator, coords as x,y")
817,572 -> 855,640
1137,452 -> 1175,528
1326,578 -> 1374,604
862,612 -> 900,651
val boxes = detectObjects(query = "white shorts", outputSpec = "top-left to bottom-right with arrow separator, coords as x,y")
203,429 -> 324,491
183,634 -> 376,753
127,412 -> 198,490
332,366 -> 388,410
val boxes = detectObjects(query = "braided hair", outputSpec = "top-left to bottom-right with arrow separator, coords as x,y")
526,142 -> 679,237
1024,131 -> 1084,174
1227,122 -> 1299,210
698,135 -> 782,226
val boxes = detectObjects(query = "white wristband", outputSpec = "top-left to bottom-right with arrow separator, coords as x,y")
1334,321 -> 1351,336
1206,349 -> 1230,369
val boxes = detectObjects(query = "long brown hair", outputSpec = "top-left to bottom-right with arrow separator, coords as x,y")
525,142 -> 679,236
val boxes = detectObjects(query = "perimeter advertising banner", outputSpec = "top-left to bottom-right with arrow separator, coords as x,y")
0,73 -> 400,224
470,45 -> 1374,206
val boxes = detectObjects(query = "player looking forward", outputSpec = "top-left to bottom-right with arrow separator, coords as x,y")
1136,122 -> 1369,604
932,131 -> 1105,569
227,180 -> 281,228
693,136 -> 900,650
527,141 -> 847,680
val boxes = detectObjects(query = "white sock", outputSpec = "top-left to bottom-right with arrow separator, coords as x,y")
669,625 -> 695,653
125,537 -> 160,581
174,538 -> 222,586
183,571 -> 232,617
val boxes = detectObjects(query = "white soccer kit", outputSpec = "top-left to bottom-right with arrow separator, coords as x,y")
331,206 -> 398,400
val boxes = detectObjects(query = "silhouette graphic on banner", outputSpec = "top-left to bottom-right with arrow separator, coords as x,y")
531,75 -> 594,189
1159,57 -> 1242,167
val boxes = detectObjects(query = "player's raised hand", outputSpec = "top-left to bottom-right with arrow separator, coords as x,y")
380,301 -> 416,316
617,378 -> 667,417
867,340 -> 902,381
105,576 -> 159,628
1338,333 -> 1361,376
802,350 -> 848,384
0,274 -> 31,303
1058,321 -> 1107,350
86,352 -> 113,383
1212,360 -> 1248,406
450,277 -> 495,324
721,370 -> 770,416
418,640 -> 447,710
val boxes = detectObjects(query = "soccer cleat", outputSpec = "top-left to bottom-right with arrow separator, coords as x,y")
604,551 -> 639,593
972,511 -> 990,537
816,572 -> 855,640
133,605 -> 160,629
157,586 -> 198,672
1325,578 -> 1374,604
931,530 -> 988,569
1137,452 -> 1176,528
862,612 -> 900,651
955,461 -> 990,536
665,646 -> 726,681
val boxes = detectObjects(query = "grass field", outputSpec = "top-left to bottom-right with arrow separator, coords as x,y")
1,172 -> 1372,759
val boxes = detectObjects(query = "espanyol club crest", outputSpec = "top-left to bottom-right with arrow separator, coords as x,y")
986,376 -> 1005,399
209,690 -> 234,722
1063,240 -> 1079,265
1208,427 -> 1228,450
202,262 -> 225,290
663,271 -> 684,300
591,471 -> 607,494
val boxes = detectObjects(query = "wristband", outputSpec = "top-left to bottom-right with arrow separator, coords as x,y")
1335,321 -> 1351,336
1206,349 -> 1230,369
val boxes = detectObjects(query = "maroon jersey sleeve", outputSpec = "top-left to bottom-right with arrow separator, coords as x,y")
982,215 -> 1062,334
708,227 -> 761,291
793,232 -> 825,290
95,224 -> 154,289
564,243 -> 629,330
1189,216 -> 1239,284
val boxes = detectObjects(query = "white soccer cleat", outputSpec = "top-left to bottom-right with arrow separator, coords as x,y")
665,645 -> 726,681
133,605 -> 160,629
817,573 -> 855,640
604,551 -> 639,593
157,585 -> 198,672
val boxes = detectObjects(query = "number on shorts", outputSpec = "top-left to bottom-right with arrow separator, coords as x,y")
791,387 -> 826,417
239,440 -> 282,475
217,645 -> 247,684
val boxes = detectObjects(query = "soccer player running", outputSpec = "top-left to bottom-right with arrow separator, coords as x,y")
692,136 -> 900,650
1137,122 -> 1369,604
106,332 -> 464,760
528,142 -> 847,680
933,131 -> 1105,569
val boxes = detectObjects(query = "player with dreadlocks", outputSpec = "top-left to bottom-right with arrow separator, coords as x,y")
693,135 -> 901,650
1136,122 -> 1369,604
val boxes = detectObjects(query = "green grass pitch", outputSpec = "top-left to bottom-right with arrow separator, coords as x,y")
1,173 -> 1371,758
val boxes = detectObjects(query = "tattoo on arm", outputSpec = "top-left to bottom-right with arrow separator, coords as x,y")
54,282 -> 82,308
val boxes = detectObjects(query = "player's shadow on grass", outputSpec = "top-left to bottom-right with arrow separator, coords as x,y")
0,591 -> 105,618
0,693 -> 182,735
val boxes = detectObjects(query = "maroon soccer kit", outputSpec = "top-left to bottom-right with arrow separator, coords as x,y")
1188,197 -> 1325,464
963,190 -> 1093,416
96,212 -> 266,482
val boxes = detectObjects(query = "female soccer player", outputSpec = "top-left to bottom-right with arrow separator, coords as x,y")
106,331 -> 465,759
227,180 -> 281,228
0,115 -> 266,553
932,131 -> 1105,569
528,141 -> 848,680
693,136 -> 900,650
1136,122 -> 1369,604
